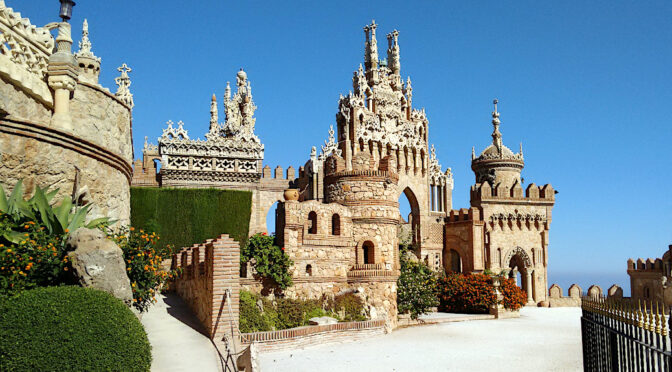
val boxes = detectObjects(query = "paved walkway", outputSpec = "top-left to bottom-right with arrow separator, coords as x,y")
142,293 -> 222,372
259,307 -> 583,371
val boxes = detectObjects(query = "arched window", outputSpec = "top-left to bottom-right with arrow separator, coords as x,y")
308,211 -> 317,234
306,264 -> 313,276
363,241 -> 375,264
331,214 -> 341,236
450,249 -> 462,273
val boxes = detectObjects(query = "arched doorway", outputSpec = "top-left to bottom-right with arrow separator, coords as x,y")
448,249 -> 461,273
505,247 -> 534,304
398,187 -> 420,250
362,241 -> 375,264
265,201 -> 279,235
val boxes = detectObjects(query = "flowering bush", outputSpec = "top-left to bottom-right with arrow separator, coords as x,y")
241,233 -> 293,290
438,273 -> 528,313
109,227 -> 178,312
499,276 -> 527,311
397,248 -> 440,319
0,215 -> 72,297
438,273 -> 496,314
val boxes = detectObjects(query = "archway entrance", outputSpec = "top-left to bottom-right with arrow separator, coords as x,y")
265,201 -> 279,235
506,247 -> 534,304
398,187 -> 420,251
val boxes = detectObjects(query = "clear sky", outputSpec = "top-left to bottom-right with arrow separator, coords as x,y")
15,1 -> 672,294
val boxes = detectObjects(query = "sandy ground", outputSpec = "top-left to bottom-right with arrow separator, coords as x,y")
258,307 -> 583,372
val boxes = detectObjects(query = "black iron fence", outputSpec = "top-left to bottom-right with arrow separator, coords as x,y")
581,297 -> 672,371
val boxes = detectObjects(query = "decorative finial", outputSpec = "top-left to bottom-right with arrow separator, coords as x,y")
114,63 -> 134,108
212,93 -> 216,102
224,82 -> 231,101
491,98 -> 502,152
472,146 -> 475,160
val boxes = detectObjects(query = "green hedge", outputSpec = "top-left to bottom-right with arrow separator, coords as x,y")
0,286 -> 151,371
131,187 -> 252,250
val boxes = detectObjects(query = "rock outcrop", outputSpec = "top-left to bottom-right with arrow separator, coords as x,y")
67,228 -> 133,305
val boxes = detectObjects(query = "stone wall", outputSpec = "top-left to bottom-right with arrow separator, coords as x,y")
172,234 -> 240,341
240,319 -> 385,352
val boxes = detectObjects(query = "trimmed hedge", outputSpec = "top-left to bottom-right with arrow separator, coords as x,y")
131,187 -> 252,251
0,286 -> 151,371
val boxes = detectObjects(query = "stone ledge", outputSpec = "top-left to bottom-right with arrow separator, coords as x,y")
240,319 -> 386,352
0,117 -> 132,182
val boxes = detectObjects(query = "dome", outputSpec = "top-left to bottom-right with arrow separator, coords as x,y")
479,143 -> 515,159
237,69 -> 247,80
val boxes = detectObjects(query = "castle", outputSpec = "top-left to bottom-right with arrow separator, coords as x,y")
133,20 -> 556,325
627,245 -> 672,305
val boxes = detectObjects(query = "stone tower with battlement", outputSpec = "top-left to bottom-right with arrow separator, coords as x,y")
445,100 -> 555,305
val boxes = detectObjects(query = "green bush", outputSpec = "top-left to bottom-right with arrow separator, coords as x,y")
239,290 -> 274,333
332,292 -> 368,322
397,248 -> 440,319
130,187 -> 251,251
241,233 -> 293,290
0,286 -> 151,371
238,290 -> 366,333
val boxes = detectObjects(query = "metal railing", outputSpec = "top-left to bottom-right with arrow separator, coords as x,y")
581,297 -> 672,371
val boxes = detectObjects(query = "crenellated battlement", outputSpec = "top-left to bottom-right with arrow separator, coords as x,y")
445,207 -> 481,223
627,257 -> 664,272
471,182 -> 555,204
261,165 -> 297,181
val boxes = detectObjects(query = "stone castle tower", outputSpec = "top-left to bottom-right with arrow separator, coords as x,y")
445,100 -> 555,304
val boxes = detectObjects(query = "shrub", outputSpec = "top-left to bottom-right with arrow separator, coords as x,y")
238,290 -> 365,333
397,248 -> 440,319
130,187 -> 251,252
239,290 -> 274,333
0,286 -> 151,371
332,293 -> 367,322
438,273 -> 497,314
0,180 -> 109,297
109,226 -> 178,312
241,233 -> 293,290
500,277 -> 527,311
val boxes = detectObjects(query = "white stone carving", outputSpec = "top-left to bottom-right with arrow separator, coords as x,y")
75,19 -> 99,63
429,144 -> 452,188
114,63 -> 134,108
222,69 -> 260,143
148,70 -> 265,185
161,120 -> 190,140
318,125 -> 342,162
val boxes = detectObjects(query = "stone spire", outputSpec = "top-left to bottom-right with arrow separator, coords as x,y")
224,81 -> 231,102
386,29 -> 400,75
209,94 -> 219,134
114,63 -> 134,109
363,20 -> 378,71
491,99 -> 503,152
75,19 -> 101,84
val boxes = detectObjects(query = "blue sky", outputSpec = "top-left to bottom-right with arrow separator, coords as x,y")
16,1 -> 672,294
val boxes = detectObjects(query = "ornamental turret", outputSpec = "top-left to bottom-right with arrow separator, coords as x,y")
75,19 -> 101,84
363,20 -> 379,71
471,99 -> 525,187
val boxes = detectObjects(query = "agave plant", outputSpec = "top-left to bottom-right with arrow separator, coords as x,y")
0,180 -> 111,244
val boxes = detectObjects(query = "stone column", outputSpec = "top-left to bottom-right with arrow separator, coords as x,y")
512,267 -> 519,286
526,270 -> 533,303
47,22 -> 78,131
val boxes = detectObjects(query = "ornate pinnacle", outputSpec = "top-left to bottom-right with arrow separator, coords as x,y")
114,63 -> 134,108
491,98 -> 502,153
224,82 -> 231,102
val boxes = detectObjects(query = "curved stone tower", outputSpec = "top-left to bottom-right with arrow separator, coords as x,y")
0,5 -> 133,224
324,153 -> 400,271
